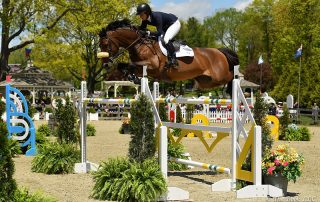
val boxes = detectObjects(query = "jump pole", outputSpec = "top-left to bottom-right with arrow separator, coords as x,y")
169,157 -> 231,174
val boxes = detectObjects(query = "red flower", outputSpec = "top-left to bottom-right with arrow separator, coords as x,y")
274,159 -> 280,166
267,167 -> 275,175
283,162 -> 289,166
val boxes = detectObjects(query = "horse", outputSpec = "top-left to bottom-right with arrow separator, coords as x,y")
98,19 -> 239,96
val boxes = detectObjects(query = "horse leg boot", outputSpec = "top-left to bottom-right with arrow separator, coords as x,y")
166,41 -> 178,68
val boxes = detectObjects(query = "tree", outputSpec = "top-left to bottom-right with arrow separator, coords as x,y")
270,0 -> 320,107
32,0 -> 145,93
128,94 -> 156,163
203,8 -> 242,52
0,0 -> 79,79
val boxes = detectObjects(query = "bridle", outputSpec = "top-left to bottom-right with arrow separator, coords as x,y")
101,29 -> 142,63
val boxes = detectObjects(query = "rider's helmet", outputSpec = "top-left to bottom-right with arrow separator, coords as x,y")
136,3 -> 152,16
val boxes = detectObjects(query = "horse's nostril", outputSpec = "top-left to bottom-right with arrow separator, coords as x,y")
102,63 -> 108,68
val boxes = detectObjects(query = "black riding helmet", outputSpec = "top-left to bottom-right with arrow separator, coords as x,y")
136,3 -> 152,15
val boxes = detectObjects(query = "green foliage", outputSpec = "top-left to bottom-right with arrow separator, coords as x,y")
31,142 -> 80,174
128,94 -> 156,162
168,143 -> 188,171
159,103 -> 168,122
91,158 -> 167,201
44,108 -> 53,113
13,187 -> 57,202
7,139 -> 22,157
171,128 -> 181,137
37,124 -> 53,137
253,93 -> 274,156
176,105 -> 183,123
87,107 -> 96,113
284,126 -> 311,141
279,105 -> 290,140
86,124 -> 96,136
0,122 -> 17,201
185,104 -> 194,124
54,97 -> 78,144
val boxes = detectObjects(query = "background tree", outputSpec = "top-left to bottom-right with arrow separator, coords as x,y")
32,0 -> 145,93
270,0 -> 320,107
0,0 -> 79,79
203,8 -> 242,52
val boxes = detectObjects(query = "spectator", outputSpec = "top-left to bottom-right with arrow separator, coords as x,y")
312,103 -> 319,124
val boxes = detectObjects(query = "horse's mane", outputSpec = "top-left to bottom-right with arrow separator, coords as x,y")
99,19 -> 133,37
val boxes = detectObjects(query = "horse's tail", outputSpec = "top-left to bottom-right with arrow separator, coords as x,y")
218,48 -> 239,97
218,48 -> 239,72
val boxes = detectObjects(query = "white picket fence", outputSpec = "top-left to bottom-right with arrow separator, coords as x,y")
168,104 -> 251,123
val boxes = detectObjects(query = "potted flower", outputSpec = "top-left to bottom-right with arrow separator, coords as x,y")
262,144 -> 304,196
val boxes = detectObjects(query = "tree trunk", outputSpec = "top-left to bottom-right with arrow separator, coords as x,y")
1,23 -> 10,79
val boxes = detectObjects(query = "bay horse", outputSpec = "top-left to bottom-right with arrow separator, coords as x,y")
98,19 -> 239,96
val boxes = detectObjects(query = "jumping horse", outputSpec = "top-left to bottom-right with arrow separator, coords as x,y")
98,19 -> 239,95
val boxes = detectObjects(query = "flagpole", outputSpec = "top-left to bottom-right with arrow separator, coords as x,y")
297,56 -> 301,123
260,64 -> 262,92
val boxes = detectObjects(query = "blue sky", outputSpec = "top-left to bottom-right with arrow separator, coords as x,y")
150,0 -> 253,21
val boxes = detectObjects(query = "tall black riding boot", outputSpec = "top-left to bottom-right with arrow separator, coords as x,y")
166,42 -> 178,68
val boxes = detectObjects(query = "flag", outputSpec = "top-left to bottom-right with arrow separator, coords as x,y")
25,48 -> 32,57
294,44 -> 302,59
258,55 -> 264,65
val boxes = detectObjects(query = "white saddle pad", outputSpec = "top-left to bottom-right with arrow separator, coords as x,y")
159,41 -> 194,58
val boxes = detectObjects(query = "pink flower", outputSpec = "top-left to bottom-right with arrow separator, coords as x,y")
274,159 -> 280,166
283,162 -> 289,166
267,167 -> 275,175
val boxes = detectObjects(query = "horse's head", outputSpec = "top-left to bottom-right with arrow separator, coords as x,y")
98,19 -> 140,66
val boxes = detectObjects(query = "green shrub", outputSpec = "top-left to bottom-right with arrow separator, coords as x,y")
35,131 -> 48,145
168,143 -> 188,171
7,139 -> 22,157
37,124 -> 53,137
86,124 -> 96,136
171,128 -> 181,137
0,122 -> 17,201
92,158 -> 167,201
299,127 -> 311,141
284,126 -> 311,141
279,105 -> 290,140
159,103 -> 168,122
88,107 -> 96,113
31,142 -> 80,174
44,107 -> 53,113
13,187 -> 57,202
129,94 -> 155,162
185,104 -> 194,124
176,105 -> 183,123
54,97 -> 78,144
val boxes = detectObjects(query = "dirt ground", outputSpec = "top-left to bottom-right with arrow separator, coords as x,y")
14,120 -> 320,202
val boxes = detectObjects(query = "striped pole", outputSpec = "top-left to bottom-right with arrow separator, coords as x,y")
156,98 -> 232,105
83,98 -> 136,105
169,157 -> 230,175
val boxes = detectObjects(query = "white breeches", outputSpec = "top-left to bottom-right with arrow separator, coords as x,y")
163,20 -> 181,44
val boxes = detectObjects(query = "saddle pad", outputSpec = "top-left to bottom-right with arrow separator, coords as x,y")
159,41 -> 194,58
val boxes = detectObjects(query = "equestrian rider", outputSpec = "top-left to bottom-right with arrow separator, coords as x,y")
136,3 -> 181,67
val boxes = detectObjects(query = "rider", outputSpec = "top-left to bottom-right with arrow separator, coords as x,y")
136,3 -> 181,67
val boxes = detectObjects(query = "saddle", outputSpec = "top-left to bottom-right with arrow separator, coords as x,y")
158,39 -> 194,58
